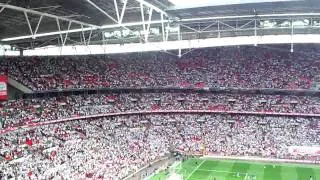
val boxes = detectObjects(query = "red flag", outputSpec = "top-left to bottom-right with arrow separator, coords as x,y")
25,139 -> 33,146
179,81 -> 192,87
195,82 -> 205,88
151,104 -> 159,110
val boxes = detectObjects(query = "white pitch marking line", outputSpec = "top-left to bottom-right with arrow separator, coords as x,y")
190,168 -> 245,174
186,160 -> 206,180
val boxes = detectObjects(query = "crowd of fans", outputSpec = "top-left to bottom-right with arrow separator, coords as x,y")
0,114 -> 319,179
1,45 -> 320,179
1,92 -> 320,128
2,46 -> 320,91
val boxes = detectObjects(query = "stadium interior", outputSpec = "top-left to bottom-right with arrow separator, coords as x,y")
0,0 -> 320,179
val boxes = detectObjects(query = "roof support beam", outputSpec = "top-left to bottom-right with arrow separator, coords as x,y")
85,0 -> 118,24
0,6 -> 5,14
3,12 -> 320,42
181,13 -> 320,23
140,3 -> 146,42
239,20 -> 254,29
113,0 -> 120,22
34,15 -> 43,36
145,8 -> 153,42
219,21 -> 237,30
0,3 -> 98,28
24,12 -> 34,36
87,28 -> 93,45
0,0 -> 10,14
139,4 -> 153,42
86,0 -> 165,49
133,0 -> 168,17
63,21 -> 72,46
180,24 -> 201,33
200,22 -> 217,32
161,13 -> 166,42
24,12 -> 44,38
119,0 -> 127,24
56,18 -> 64,45
81,25 -> 87,45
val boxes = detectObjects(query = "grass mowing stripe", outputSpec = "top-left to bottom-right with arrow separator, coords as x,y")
205,158 -> 320,169
227,162 -> 250,179
247,161 -> 265,180
263,164 -> 282,180
281,165 -> 297,180
185,159 -> 206,180
297,167 -> 315,180
150,158 -> 320,180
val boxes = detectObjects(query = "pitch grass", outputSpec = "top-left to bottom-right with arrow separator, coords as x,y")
150,158 -> 320,180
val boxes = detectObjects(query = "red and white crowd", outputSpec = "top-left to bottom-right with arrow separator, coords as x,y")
0,114 -> 319,179
0,45 -> 320,179
2,46 -> 320,91
1,93 -> 320,128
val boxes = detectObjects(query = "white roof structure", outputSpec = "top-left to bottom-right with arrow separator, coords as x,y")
0,0 -> 319,56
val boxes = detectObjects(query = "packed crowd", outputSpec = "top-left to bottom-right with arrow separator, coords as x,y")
2,46 -> 320,91
1,92 -> 320,128
1,45 -> 320,179
0,114 -> 319,179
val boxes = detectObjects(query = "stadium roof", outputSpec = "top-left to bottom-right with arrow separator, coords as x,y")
169,0 -> 320,18
168,0 -> 300,10
0,0 -> 319,50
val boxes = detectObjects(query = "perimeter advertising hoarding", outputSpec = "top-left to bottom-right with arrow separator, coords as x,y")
0,75 -> 8,101
289,146 -> 320,156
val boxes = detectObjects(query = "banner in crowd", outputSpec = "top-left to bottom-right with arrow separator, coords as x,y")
0,75 -> 8,101
289,146 -> 320,156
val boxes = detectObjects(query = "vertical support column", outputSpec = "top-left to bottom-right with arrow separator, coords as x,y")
81,24 -> 86,45
140,3 -> 147,42
20,48 -> 23,57
178,24 -> 181,58
291,18 -> 294,53
56,18 -> 64,45
87,28 -> 93,45
254,19 -> 257,46
80,33 -> 83,44
165,23 -> 170,42
145,8 -> 153,42
217,21 -> 220,38
102,31 -> 106,45
161,13 -> 165,42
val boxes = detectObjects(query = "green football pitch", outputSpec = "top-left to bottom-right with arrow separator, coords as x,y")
150,158 -> 320,180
